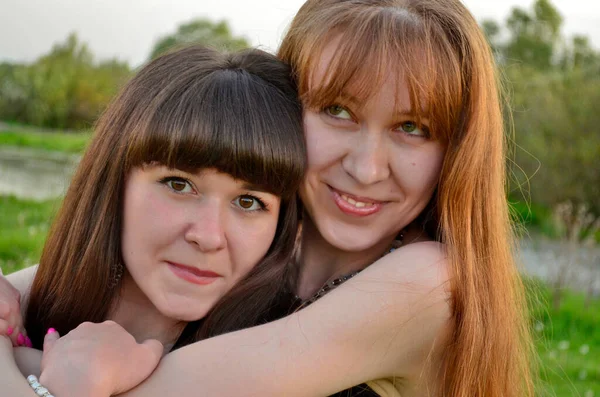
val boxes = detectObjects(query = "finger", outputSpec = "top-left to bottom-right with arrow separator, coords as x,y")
136,339 -> 163,377
114,339 -> 162,394
141,339 -> 164,362
0,320 -> 19,347
0,321 -> 22,348
0,319 -> 10,337
43,328 -> 60,353
0,334 -> 12,350
0,296 -> 25,338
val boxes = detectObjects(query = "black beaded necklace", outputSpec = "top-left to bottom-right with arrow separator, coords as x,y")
294,235 -> 404,308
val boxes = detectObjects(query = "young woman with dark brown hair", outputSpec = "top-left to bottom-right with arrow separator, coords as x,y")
0,44 -> 307,393
0,1 -> 534,396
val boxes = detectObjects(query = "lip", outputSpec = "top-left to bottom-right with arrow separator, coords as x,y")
327,185 -> 386,217
167,261 -> 222,286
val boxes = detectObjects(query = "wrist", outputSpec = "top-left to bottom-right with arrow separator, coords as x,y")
39,370 -> 112,397
27,375 -> 55,397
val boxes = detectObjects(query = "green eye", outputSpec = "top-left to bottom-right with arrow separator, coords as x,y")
397,121 -> 428,137
401,122 -> 417,133
325,105 -> 352,120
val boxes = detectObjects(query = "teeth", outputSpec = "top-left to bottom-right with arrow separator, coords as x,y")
340,194 -> 373,208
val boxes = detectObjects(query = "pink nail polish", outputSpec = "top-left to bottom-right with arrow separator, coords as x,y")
17,333 -> 25,346
6,326 -> 13,336
25,336 -> 32,348
47,328 -> 57,334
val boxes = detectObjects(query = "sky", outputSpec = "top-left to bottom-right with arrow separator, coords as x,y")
1,0 -> 599,67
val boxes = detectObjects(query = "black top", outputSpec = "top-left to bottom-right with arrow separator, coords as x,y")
329,384 -> 381,397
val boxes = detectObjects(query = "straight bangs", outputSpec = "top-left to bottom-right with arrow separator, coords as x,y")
290,6 -> 466,144
126,68 -> 305,199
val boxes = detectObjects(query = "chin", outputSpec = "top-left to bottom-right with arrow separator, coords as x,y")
157,299 -> 214,322
317,218 -> 383,252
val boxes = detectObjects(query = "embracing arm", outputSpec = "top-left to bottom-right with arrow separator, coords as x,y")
113,241 -> 451,396
0,337 -> 39,396
0,267 -> 43,388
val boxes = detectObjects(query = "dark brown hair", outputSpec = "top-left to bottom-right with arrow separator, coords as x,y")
25,45 -> 306,348
279,1 -> 533,396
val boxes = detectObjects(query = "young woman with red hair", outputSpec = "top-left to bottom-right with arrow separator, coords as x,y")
0,1 -> 534,396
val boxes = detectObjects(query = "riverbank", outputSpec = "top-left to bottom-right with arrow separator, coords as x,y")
0,146 -> 79,200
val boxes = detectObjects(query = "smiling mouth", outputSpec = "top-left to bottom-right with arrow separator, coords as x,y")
327,185 -> 386,216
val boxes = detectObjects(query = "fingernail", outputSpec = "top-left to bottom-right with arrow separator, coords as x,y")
47,328 -> 57,335
25,336 -> 32,348
6,326 -> 13,336
17,333 -> 25,346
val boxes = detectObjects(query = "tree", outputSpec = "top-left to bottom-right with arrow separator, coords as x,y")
0,33 -> 131,129
481,19 -> 501,55
149,19 -> 250,60
504,0 -> 563,69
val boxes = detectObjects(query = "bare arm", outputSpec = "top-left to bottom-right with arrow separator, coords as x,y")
0,265 -> 37,346
0,337 -> 39,396
14,347 -> 42,377
0,267 -> 43,387
44,242 -> 451,397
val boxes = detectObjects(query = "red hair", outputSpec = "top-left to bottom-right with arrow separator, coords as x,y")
279,1 -> 534,395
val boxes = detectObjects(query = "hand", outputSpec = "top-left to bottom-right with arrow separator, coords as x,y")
39,321 -> 163,397
0,274 -> 30,347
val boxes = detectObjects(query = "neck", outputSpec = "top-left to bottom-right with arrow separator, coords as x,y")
108,274 -> 185,355
295,215 -> 396,300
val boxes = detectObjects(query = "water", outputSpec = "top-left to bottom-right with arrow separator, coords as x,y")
0,147 -> 79,200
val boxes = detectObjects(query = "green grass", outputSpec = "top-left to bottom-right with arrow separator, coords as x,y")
0,129 -> 91,153
527,278 -> 600,396
1,196 -> 599,396
0,195 -> 60,274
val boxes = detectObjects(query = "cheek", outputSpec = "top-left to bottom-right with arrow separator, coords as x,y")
391,146 -> 445,194
121,187 -> 180,258
228,213 -> 280,272
303,113 -> 344,173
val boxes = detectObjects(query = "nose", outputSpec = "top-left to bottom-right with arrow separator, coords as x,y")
184,202 -> 227,252
341,131 -> 390,185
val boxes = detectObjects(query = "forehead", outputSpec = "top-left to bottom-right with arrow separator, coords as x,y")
309,36 -> 418,114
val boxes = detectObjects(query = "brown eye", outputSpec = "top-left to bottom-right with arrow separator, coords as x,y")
239,197 -> 254,209
234,195 -> 264,212
161,177 -> 193,193
170,180 -> 187,191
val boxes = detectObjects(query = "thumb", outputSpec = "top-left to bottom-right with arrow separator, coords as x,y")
119,339 -> 163,393
43,328 -> 60,354
140,338 -> 163,366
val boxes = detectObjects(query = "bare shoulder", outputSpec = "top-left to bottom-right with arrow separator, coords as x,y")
361,241 -> 449,293
351,242 -> 452,380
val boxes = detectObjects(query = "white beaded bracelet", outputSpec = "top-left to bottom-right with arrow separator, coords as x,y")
27,375 -> 55,397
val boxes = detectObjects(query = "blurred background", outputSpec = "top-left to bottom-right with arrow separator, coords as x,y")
0,0 -> 598,395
